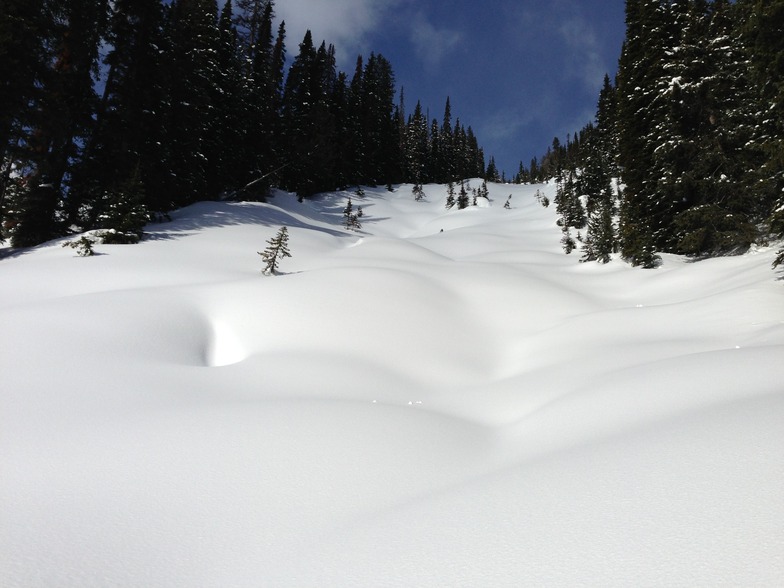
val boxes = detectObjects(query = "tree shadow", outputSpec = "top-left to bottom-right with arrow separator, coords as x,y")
143,193 -> 351,242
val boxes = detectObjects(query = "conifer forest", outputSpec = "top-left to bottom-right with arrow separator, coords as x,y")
0,0 -> 485,249
1,0 -> 783,268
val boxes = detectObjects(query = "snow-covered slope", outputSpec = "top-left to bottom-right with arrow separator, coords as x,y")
2,182 -> 783,586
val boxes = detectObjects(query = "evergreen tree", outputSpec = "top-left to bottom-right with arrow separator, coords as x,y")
555,170 -> 586,230
582,182 -> 616,263
405,100 -> 428,184
281,30 -> 319,194
209,0 -> 248,196
445,181 -> 456,209
237,0 -> 281,195
561,225 -> 576,254
485,156 -> 501,182
161,0 -> 222,207
457,179 -> 469,210
615,0 -> 670,264
0,0 -> 51,225
358,53 -> 398,186
69,0 -> 167,227
94,164 -> 149,243
343,197 -> 361,230
258,225 -> 291,274
740,0 -> 784,264
439,96 -> 454,182
9,0 -> 109,247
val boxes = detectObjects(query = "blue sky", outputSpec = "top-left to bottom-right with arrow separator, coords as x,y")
272,0 -> 627,177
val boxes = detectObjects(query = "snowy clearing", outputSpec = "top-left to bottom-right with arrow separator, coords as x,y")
2,182 -> 783,586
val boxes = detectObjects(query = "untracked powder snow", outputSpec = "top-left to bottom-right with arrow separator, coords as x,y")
2,182 -> 783,586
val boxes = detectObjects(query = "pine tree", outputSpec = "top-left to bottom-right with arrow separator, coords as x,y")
561,225 -> 576,254
479,179 -> 490,200
94,165 -> 149,243
404,100 -> 428,184
555,170 -> 586,230
445,181 -> 456,209
615,0 -> 670,264
208,0 -> 247,197
9,0 -> 109,248
343,197 -> 361,229
358,53 -> 398,186
439,96 -> 454,181
69,0 -> 167,228
258,225 -> 291,274
739,0 -> 784,265
0,0 -> 52,227
161,0 -> 222,207
485,157 -> 501,182
457,179 -> 469,210
581,183 -> 616,263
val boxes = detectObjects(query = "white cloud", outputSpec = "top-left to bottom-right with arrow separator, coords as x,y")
274,0 -> 402,65
408,12 -> 464,68
480,108 -> 538,143
558,15 -> 609,92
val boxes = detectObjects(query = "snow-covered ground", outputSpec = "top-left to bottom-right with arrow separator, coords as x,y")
2,182 -> 783,586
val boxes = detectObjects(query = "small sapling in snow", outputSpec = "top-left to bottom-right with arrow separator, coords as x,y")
259,226 -> 292,275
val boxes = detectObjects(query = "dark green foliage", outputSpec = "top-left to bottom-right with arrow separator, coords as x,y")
485,157 -> 500,183
94,167 -> 149,243
561,226 -> 576,254
8,184 -> 63,248
161,0 -> 222,206
555,171 -> 586,231
457,180 -> 469,210
675,204 -> 757,256
445,181 -> 456,209
343,197 -> 361,230
0,0 -> 50,222
70,0 -> 167,224
63,235 -> 96,256
581,184 -> 616,264
7,0 -> 109,247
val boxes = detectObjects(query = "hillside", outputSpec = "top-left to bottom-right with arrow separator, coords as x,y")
2,182 -> 783,586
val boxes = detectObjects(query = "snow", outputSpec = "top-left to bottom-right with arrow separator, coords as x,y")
2,182 -> 783,587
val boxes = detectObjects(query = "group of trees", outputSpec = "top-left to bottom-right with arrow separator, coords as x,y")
520,0 -> 784,268
1,0 -> 488,249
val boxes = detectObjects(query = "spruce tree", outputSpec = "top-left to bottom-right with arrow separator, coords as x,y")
258,225 -> 291,274
615,0 -> 670,264
9,0 -> 109,248
161,0 -> 222,207
457,180 -> 469,210
485,157 -> 501,182
0,0 -> 52,227
582,183 -> 616,264
445,181 -> 456,209
69,0 -> 167,228
405,101 -> 428,184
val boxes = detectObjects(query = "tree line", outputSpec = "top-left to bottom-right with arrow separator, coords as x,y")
0,0 -> 487,248
515,0 -> 784,268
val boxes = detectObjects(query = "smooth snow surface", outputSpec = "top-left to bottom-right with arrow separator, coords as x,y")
2,182 -> 783,587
